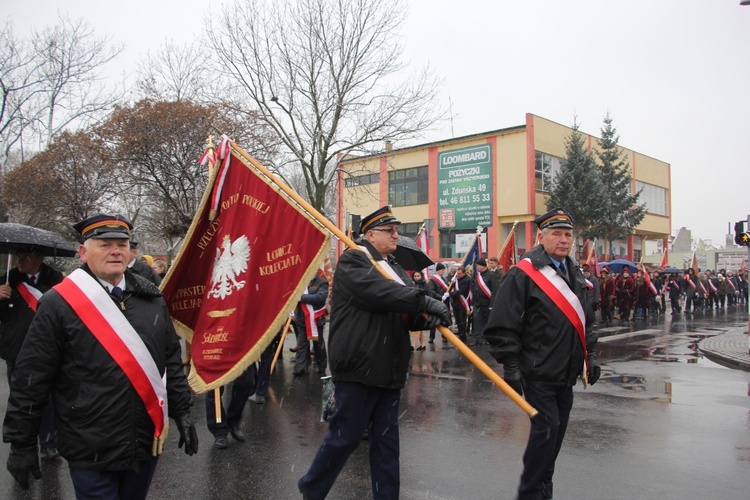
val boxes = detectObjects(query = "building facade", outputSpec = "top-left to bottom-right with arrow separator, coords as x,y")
336,113 -> 671,262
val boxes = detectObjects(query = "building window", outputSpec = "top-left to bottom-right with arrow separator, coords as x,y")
635,181 -> 667,216
439,230 -> 480,259
345,172 -> 379,188
397,222 -> 422,240
535,152 -> 564,192
388,166 -> 428,207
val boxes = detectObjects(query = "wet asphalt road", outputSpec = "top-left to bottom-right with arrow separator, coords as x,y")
1,306 -> 749,499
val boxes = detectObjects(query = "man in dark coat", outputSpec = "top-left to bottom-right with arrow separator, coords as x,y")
449,266 -> 472,342
469,258 -> 496,346
0,248 -> 64,460
3,214 -> 197,497
426,263 -> 450,343
293,275 -> 329,375
484,208 -> 599,500
128,241 -> 162,286
298,206 -> 450,500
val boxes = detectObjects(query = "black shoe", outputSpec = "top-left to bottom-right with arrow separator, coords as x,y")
229,425 -> 247,442
41,446 -> 60,460
214,436 -> 230,449
249,394 -> 266,404
416,345 -> 426,351
428,339 -> 434,344
298,478 -> 312,500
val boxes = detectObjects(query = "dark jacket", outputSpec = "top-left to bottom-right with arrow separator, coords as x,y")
484,245 -> 596,386
327,240 -> 427,389
129,258 -> 162,286
294,276 -> 329,328
427,274 -> 450,301
471,268 -> 496,308
3,265 -> 191,471
0,263 -> 64,364
449,274 -> 472,311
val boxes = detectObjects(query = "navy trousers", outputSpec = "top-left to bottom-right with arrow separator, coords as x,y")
517,384 -> 574,500
299,381 -> 401,500
69,457 -> 158,500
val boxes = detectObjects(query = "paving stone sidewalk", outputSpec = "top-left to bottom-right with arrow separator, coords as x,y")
699,326 -> 750,371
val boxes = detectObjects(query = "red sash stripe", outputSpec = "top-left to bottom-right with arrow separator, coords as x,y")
16,283 -> 41,312
516,259 -> 588,370
55,273 -> 167,438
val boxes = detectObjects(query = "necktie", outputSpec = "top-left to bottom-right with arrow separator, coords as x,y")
111,286 -> 124,302
28,275 -> 36,286
559,262 -> 567,276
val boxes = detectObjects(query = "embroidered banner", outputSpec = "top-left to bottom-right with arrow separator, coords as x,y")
162,142 -> 330,393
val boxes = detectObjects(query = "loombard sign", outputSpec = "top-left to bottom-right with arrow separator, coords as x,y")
437,144 -> 492,230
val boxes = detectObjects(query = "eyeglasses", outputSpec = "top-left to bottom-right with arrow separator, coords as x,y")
371,228 -> 399,235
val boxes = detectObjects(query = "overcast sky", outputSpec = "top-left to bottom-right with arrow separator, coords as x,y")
5,0 -> 750,247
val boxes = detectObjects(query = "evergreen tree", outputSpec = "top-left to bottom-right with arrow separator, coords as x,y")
593,113 -> 645,257
546,118 -> 604,239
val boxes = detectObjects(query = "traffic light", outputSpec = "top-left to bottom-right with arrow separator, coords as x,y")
735,221 -> 750,246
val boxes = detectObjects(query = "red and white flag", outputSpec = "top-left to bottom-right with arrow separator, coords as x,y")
415,225 -> 430,278
585,239 -> 599,277
161,140 -> 331,393
498,225 -> 517,273
659,248 -> 669,269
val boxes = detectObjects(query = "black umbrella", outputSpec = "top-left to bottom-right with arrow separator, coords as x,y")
0,222 -> 78,257
659,267 -> 684,274
393,235 -> 434,272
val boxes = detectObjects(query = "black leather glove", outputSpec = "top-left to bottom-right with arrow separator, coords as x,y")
175,414 -> 199,456
503,356 -> 524,396
7,444 -> 41,490
587,351 -> 601,385
422,296 -> 451,327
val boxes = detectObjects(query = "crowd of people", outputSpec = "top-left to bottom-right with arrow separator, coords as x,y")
594,266 -> 748,325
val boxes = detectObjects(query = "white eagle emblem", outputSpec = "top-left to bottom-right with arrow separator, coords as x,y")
208,235 -> 251,300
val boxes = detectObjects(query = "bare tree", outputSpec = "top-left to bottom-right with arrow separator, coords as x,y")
29,15 -> 123,148
135,40 -> 214,103
0,21 -> 44,174
206,0 -> 443,211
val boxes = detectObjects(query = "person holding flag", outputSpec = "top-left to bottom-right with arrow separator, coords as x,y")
469,258 -> 497,347
449,266 -> 472,343
293,275 -> 330,376
298,206 -> 450,500
3,214 -> 198,496
426,263 -> 451,343
0,247 -> 63,460
484,208 -> 598,500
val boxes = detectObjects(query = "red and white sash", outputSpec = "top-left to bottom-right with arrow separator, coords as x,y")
708,279 -> 717,293
300,287 -> 327,340
476,272 -> 492,299
54,269 -> 169,453
432,275 -> 449,292
15,282 -> 43,312
516,259 -> 589,374
727,278 -> 736,291
686,276 -> 696,290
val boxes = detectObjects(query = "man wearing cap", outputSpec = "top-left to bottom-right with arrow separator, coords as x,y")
426,263 -> 450,343
298,206 -> 451,500
0,247 -> 64,460
469,258 -> 497,347
128,240 -> 162,286
484,208 -> 599,500
3,214 -> 198,497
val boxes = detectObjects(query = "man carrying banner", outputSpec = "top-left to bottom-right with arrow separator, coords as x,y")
298,206 -> 450,500
0,247 -> 63,460
293,275 -> 329,376
484,208 -> 599,500
3,214 -> 198,497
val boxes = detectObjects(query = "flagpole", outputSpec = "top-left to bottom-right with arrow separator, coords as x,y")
445,226 -> 483,293
226,139 -> 536,418
270,315 -> 294,374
